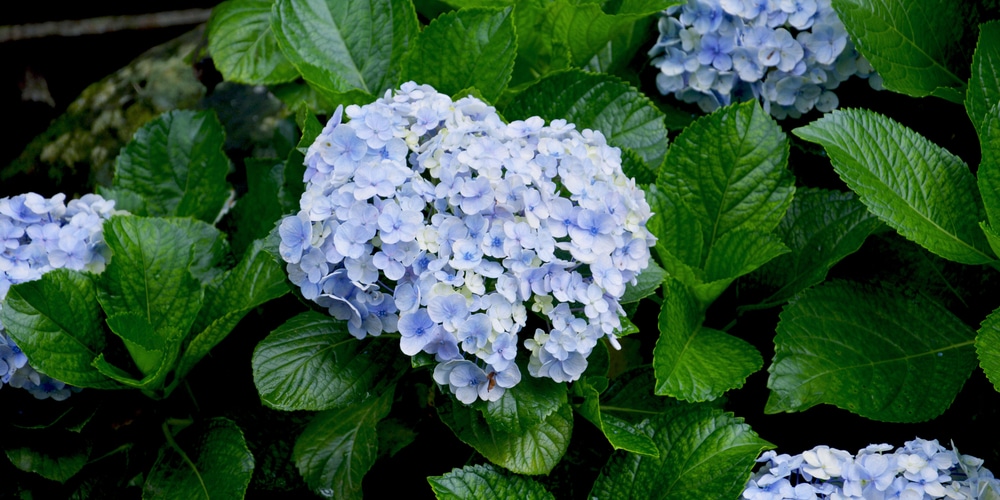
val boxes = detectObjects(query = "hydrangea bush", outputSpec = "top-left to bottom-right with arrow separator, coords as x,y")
649,0 -> 882,117
4,0 -> 1000,498
0,193 -> 116,400
277,83 -> 654,403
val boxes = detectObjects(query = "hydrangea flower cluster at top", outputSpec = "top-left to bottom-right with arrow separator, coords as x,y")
0,193 -> 117,401
278,82 -> 654,404
649,0 -> 881,118
743,438 -> 1000,499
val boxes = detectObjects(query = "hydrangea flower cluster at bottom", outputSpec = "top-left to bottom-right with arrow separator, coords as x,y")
279,82 -> 655,404
743,438 -> 1000,500
1,193 -> 117,400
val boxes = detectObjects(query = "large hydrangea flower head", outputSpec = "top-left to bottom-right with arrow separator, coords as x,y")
0,193 -> 117,400
279,82 -> 655,404
743,438 -> 1000,499
649,0 -> 881,118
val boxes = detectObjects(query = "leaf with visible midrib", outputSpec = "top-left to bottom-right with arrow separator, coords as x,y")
794,108 -> 995,265
832,0 -> 965,102
967,21 -> 1000,138
653,280 -> 762,402
252,311 -> 407,411
767,281 -> 978,422
271,0 -> 418,100
143,418 -> 254,500
294,391 -> 394,500
207,0 -> 299,84
659,101 -> 793,267
401,7 -> 516,103
1,269 -> 116,389
589,405 -> 772,500
428,464 -> 555,500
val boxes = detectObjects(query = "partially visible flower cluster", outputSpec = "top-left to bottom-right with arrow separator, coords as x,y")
279,82 -> 654,404
1,193 -> 117,400
743,438 -> 1000,499
649,0 -> 881,118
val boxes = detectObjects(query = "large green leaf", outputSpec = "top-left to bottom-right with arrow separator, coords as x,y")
438,398 -> 572,475
174,239 -> 289,382
967,21 -> 1000,138
575,376 -> 659,457
252,311 -> 407,411
98,216 -> 205,335
293,390 -> 393,500
977,306 -> 1000,393
767,281 -> 979,422
102,312 -> 182,384
504,69 -> 668,175
207,0 -> 300,84
1,270 -> 116,389
701,228 -> 789,284
144,418 -> 254,500
105,110 -> 232,224
645,184 -> 702,284
428,463 -> 555,500
653,280 -> 762,402
980,109 -> 1000,229
5,431 -> 90,483
831,0 -> 965,102
271,0 -> 419,101
589,405 -> 772,499
482,370 -> 566,434
752,188 -> 882,308
401,7 -> 516,103
659,101 -> 793,267
794,108 -> 995,265
602,367 -> 687,420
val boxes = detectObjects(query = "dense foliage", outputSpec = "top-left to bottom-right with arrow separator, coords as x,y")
3,0 -> 1000,498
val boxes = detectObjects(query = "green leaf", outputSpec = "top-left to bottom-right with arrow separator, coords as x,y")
1,269 -> 116,389
293,390 -> 394,500
169,217 -> 230,285
428,463 -> 555,500
752,188 -> 882,308
576,377 -> 659,457
438,398 -> 573,475
549,0 -> 679,70
6,431 -> 90,483
508,0 -> 572,87
207,0 -> 300,84
983,221 -> 1000,257
104,312 -> 181,379
702,228 -> 789,283
589,405 -> 772,500
967,21 -> 1000,137
977,306 -> 1000,393
231,158 -> 285,257
659,101 -> 793,267
143,418 -> 255,500
252,311 -> 407,411
794,108 -> 995,265
175,239 -> 289,380
401,7 -> 516,103
98,216 -> 205,336
767,281 -> 979,422
505,69 -> 668,172
646,184 -> 703,284
602,367 -> 687,420
271,0 -> 419,100
832,0 -> 965,102
108,110 -> 232,224
482,370 -> 567,434
980,108 -> 1000,227
653,280 -> 762,402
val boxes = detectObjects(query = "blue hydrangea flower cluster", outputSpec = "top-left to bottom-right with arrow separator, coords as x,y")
0,193 -> 117,401
649,0 -> 882,118
278,82 -> 655,404
743,438 -> 1000,499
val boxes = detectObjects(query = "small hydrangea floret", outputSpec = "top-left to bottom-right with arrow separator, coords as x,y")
0,193 -> 117,400
649,0 -> 881,118
743,438 -> 1000,499
279,82 -> 655,404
